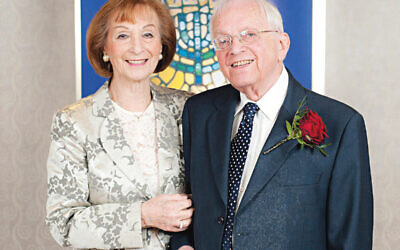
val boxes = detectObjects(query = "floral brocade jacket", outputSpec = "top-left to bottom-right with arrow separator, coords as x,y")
46,81 -> 191,249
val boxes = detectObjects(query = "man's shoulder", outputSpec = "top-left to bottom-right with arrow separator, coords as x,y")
300,87 -> 365,133
307,88 -> 359,117
186,84 -> 235,107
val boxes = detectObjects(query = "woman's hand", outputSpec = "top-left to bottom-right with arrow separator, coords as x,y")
141,193 -> 193,232
178,246 -> 194,250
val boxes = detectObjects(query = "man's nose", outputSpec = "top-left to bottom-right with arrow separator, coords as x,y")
229,35 -> 244,53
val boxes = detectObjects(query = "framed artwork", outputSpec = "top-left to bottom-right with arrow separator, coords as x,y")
75,0 -> 325,98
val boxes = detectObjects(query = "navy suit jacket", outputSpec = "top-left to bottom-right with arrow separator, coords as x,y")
171,71 -> 373,250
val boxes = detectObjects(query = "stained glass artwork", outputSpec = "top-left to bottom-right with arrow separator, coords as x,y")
151,0 -> 228,93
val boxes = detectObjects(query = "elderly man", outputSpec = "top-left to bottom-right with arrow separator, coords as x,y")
172,0 -> 373,249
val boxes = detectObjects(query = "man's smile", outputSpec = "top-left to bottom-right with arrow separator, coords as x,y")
231,59 -> 255,68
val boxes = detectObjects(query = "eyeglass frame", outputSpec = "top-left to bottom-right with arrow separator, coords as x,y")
212,29 -> 279,51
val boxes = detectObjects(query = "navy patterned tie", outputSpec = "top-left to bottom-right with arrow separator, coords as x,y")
222,102 -> 259,250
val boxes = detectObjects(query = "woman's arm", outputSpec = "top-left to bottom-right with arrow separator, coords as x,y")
46,111 -> 143,249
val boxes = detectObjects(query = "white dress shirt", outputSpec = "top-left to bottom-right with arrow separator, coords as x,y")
232,67 -> 289,208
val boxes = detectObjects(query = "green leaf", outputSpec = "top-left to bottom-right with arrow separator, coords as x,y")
319,148 -> 328,156
319,143 -> 331,149
296,138 -> 303,145
286,121 -> 293,135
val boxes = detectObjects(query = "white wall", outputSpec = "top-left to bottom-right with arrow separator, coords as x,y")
0,0 -> 74,248
326,0 -> 400,248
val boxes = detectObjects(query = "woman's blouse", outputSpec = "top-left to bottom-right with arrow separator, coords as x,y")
113,100 -> 164,249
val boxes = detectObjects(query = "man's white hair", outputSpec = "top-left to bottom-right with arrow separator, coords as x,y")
210,0 -> 284,36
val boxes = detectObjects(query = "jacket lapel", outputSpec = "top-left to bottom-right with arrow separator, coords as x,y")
93,82 -> 145,183
207,86 -> 239,206
151,84 -> 184,194
238,74 -> 308,212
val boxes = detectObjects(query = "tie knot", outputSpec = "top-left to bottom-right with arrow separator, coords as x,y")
243,102 -> 259,119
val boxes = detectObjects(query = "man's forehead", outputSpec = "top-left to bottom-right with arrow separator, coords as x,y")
212,1 -> 268,33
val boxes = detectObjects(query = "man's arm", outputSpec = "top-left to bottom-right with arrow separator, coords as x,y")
327,113 -> 373,249
170,103 -> 194,249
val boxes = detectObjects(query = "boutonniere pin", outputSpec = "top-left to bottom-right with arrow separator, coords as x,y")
263,96 -> 330,156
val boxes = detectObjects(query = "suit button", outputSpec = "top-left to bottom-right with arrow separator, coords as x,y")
218,216 -> 225,225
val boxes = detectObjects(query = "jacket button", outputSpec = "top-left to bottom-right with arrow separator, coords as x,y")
218,216 -> 225,225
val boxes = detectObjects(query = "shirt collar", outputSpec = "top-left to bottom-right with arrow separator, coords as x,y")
235,67 -> 289,121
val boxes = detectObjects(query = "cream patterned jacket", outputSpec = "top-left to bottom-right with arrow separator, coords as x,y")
46,81 -> 191,249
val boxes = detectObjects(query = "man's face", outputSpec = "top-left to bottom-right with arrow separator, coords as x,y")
212,0 -> 290,97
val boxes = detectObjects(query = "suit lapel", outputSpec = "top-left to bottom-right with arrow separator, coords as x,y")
207,86 -> 239,206
238,73 -> 308,212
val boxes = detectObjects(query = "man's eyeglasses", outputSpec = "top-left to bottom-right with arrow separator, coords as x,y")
212,29 -> 278,51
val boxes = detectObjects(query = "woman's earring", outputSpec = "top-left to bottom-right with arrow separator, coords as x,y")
159,53 -> 163,61
103,54 -> 110,62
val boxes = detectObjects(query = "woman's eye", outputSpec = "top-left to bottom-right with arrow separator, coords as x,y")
143,32 -> 154,39
117,34 -> 128,39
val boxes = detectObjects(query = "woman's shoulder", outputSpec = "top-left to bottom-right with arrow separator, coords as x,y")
52,82 -> 109,122
151,83 -> 193,105
54,94 -> 95,120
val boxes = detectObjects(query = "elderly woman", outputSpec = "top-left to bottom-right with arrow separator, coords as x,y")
46,0 -> 193,249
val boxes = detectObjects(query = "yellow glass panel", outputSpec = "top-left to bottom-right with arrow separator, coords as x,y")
151,77 -> 161,85
199,0 -> 208,7
166,0 -> 182,7
159,67 -> 175,83
202,47 -> 209,53
183,6 -> 198,13
185,73 -> 195,84
174,54 -> 180,61
202,58 -> 214,66
188,30 -> 194,39
188,48 -> 195,52
200,6 -> 209,13
200,13 -> 207,24
182,84 -> 189,92
190,84 -> 208,94
183,0 -> 197,4
170,9 -> 182,16
178,40 -> 188,49
168,71 -> 184,89
201,25 -> 207,39
181,57 -> 195,65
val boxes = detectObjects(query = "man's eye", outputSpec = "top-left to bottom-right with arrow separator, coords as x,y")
218,37 -> 229,44
117,34 -> 128,39
245,31 -> 257,38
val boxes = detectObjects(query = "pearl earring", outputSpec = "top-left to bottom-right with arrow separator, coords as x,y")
103,54 -> 110,62
159,53 -> 163,60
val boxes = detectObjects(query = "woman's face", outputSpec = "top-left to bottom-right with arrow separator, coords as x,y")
104,7 -> 162,84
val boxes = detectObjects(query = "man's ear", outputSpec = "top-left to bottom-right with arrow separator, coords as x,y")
278,32 -> 290,62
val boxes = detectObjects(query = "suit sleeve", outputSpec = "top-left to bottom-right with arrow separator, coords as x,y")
327,113 -> 373,249
170,103 -> 195,249
46,111 -> 143,248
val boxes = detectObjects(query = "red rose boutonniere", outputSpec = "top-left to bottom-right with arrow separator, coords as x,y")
263,97 -> 330,156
